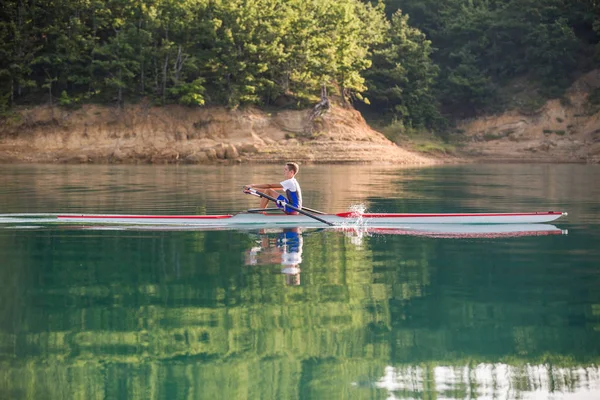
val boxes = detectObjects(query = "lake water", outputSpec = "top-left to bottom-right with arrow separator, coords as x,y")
0,163 -> 599,399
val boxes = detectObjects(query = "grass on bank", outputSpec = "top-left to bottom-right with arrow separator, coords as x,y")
377,119 -> 457,156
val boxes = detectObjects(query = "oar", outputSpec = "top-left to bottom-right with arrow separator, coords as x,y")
244,188 -> 335,226
301,206 -> 326,215
244,189 -> 326,214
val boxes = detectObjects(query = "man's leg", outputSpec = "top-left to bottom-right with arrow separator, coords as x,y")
260,189 -> 281,208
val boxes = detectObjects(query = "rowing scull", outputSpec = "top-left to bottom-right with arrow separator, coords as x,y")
0,210 -> 566,226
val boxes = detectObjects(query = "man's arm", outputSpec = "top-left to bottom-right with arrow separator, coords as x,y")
246,183 -> 284,190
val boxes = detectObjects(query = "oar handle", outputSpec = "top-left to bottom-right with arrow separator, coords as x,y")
244,188 -> 335,226
244,187 -> 325,215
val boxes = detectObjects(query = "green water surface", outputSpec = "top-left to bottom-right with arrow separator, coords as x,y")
0,164 -> 599,399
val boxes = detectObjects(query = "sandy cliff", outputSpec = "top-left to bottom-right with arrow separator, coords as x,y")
457,70 -> 600,163
2,69 -> 599,165
0,102 -> 435,165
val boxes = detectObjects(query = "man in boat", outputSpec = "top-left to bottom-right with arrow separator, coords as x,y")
244,162 -> 302,215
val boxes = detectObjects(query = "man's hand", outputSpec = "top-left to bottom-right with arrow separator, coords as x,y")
243,185 -> 253,193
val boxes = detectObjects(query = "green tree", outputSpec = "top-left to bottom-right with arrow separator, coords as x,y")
324,1 -> 387,104
29,0 -> 99,105
195,0 -> 289,107
2,0 -> 598,127
0,0 -> 39,109
364,10 -> 440,130
92,27 -> 137,105
381,0 -> 596,117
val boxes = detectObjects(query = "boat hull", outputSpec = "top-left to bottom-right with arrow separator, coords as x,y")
0,213 -> 567,238
47,211 -> 566,225
0,211 -> 566,227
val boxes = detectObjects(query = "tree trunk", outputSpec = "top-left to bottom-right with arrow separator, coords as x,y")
174,45 -> 185,83
118,68 -> 122,106
89,9 -> 97,96
154,55 -> 159,95
139,19 -> 144,95
162,54 -> 169,103
340,70 -> 347,105
306,84 -> 330,134
115,28 -> 122,106
17,0 -> 24,99
141,63 -> 145,95
162,26 -> 169,103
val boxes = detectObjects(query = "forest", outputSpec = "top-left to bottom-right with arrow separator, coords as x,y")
1,0 -> 599,132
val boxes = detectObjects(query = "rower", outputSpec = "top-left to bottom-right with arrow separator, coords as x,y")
244,162 -> 302,215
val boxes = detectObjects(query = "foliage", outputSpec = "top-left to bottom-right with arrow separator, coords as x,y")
364,11 -> 441,131
380,118 -> 406,143
0,0 -> 387,110
383,0 -> 598,118
169,78 -> 205,106
589,88 -> 600,105
59,90 -> 72,106
413,140 -> 456,155
0,0 -> 599,133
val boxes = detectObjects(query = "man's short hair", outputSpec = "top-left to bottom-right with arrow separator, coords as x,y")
286,162 -> 299,175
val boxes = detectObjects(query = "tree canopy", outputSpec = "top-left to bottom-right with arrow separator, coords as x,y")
384,0 -> 599,117
1,0 -> 598,130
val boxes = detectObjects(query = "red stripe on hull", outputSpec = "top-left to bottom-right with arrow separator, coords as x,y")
335,211 -> 563,218
57,214 -> 234,219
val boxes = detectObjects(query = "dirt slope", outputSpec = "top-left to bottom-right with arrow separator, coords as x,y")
0,102 -> 435,165
457,70 -> 600,163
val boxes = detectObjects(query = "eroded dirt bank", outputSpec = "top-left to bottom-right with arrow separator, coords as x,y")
0,103 -> 435,165
457,70 -> 600,164
2,70 -> 599,165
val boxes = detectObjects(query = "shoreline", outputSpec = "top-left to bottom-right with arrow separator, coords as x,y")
1,99 -> 598,165
0,104 -> 439,166
0,153 -> 592,165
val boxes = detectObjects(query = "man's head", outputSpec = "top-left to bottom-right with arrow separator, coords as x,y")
284,162 -> 299,178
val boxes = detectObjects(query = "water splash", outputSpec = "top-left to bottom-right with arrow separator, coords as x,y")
347,203 -> 367,216
343,203 -> 367,226
338,203 -> 371,246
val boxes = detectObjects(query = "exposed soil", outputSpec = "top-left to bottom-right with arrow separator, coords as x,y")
0,101 -> 437,165
456,69 -> 600,164
1,69 -> 598,165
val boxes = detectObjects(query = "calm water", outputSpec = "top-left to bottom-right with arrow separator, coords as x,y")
0,163 -> 599,400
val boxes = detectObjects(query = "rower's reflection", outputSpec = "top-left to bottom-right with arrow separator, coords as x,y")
245,228 -> 303,286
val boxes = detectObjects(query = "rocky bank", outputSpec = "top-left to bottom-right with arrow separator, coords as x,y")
457,69 -> 600,164
1,69 -> 599,165
0,102 -> 435,165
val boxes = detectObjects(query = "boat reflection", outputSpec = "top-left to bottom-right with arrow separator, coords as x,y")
340,223 -> 567,240
244,228 -> 304,286
239,224 -> 565,284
